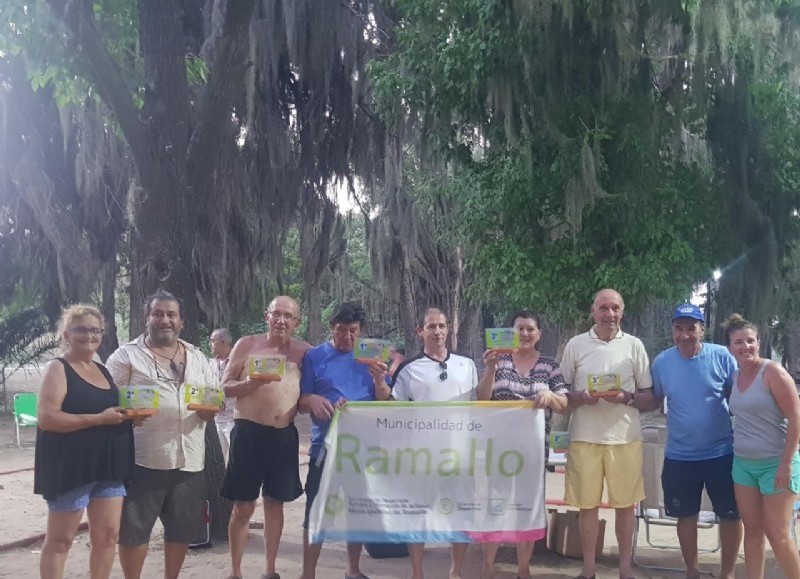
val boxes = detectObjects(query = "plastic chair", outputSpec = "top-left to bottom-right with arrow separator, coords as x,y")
188,499 -> 212,549
13,392 -> 38,447
633,425 -> 720,573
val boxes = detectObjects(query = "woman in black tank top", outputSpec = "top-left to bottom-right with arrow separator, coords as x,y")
34,304 -> 134,579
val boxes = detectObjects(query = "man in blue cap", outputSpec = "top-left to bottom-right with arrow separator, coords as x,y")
641,303 -> 742,579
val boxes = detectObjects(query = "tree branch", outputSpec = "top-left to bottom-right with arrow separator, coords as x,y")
138,0 -> 191,155
187,0 -> 257,186
45,0 -> 150,170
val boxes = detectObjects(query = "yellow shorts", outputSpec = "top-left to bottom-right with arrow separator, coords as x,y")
564,441 -> 644,509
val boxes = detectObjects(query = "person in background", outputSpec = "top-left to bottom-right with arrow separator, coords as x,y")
725,313 -> 800,579
299,302 -> 390,579
477,309 -> 568,579
106,290 -> 217,579
35,304 -> 135,579
209,327 -> 234,456
386,343 -> 405,381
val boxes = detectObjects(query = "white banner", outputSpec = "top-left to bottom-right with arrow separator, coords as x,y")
309,401 -> 546,544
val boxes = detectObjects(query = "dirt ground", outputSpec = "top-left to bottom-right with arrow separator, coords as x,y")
0,409 -> 789,578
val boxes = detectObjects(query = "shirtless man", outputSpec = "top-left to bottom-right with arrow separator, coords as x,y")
220,296 -> 310,579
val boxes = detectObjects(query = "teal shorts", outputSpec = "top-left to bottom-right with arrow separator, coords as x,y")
732,453 -> 800,495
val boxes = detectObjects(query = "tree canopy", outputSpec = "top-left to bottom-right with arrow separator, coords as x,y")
2,0 -> 800,362
368,0 -> 800,339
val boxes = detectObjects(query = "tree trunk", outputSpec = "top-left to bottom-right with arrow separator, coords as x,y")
450,246 -> 464,352
97,256 -> 120,361
456,302 -> 483,362
399,250 -> 419,357
300,209 -> 323,345
198,423 -> 232,544
304,278 -> 322,345
783,319 -> 800,384
125,142 -> 201,342
299,197 -> 342,345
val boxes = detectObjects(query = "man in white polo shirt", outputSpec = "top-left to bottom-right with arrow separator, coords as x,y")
391,307 -> 478,579
561,289 -> 653,579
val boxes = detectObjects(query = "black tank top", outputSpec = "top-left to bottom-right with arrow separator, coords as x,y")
34,358 -> 134,500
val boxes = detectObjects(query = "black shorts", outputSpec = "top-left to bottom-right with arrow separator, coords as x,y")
220,419 -> 303,503
119,466 -> 205,546
303,458 -> 325,529
661,453 -> 739,520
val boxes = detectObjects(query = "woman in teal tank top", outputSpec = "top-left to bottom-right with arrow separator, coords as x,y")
725,314 -> 800,579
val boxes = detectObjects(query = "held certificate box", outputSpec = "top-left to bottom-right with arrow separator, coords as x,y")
248,354 -> 286,381
549,430 -> 570,451
184,384 -> 224,412
485,328 -> 520,354
118,385 -> 160,417
586,373 -> 622,397
353,338 -> 391,364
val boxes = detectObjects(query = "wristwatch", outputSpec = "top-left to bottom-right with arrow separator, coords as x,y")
625,391 -> 635,406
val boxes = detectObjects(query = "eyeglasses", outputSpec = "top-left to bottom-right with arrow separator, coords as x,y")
438,361 -> 447,381
268,311 -> 298,322
68,327 -> 105,336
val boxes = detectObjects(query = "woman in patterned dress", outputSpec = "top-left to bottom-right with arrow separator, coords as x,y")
477,310 -> 569,579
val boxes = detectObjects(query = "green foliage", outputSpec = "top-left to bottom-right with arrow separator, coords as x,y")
0,307 -> 55,366
370,0 -> 517,142
27,65 -> 87,106
343,214 -> 372,287
1,0 -> 144,106
320,301 -> 337,333
186,54 -> 209,86
0,285 -> 56,411
463,138 -> 720,323
372,0 -> 738,323
397,1 -> 508,113
751,80 -> 800,200
752,77 -> 800,349
402,165 -> 470,251
2,1 -> 88,105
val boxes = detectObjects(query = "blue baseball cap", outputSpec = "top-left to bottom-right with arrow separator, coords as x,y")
671,303 -> 704,323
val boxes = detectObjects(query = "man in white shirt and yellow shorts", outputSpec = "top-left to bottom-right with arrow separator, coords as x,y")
561,289 -> 654,579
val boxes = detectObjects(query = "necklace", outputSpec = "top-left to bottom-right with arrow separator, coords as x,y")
146,338 -> 183,373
